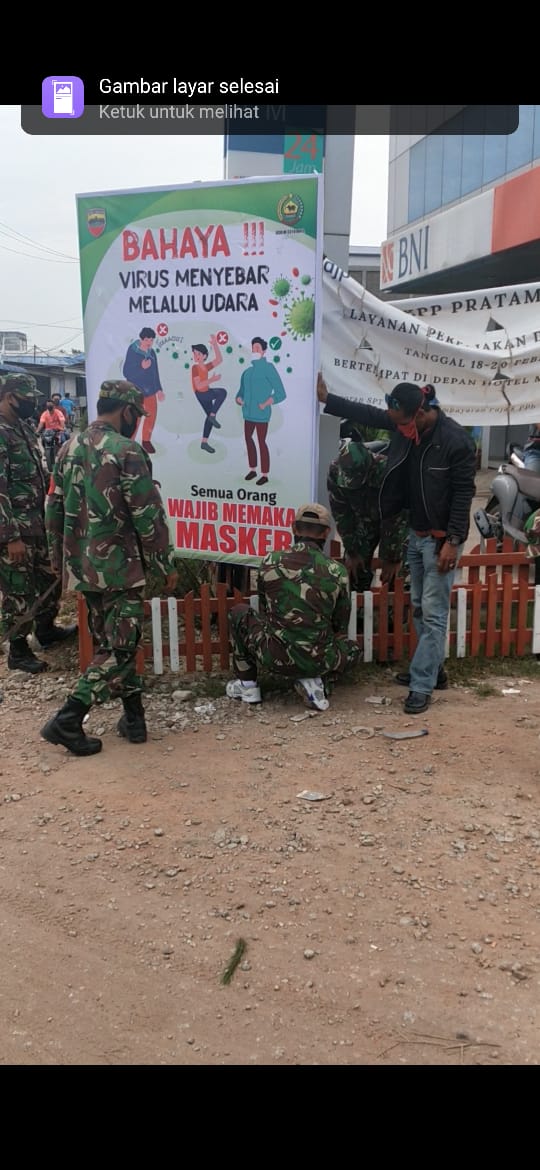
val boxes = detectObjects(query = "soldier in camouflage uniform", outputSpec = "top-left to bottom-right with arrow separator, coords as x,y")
41,380 -> 177,757
327,438 -> 409,590
226,503 -> 359,711
0,373 -> 76,674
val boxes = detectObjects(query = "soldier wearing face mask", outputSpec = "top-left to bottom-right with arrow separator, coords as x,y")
42,380 -> 177,757
0,373 -> 76,674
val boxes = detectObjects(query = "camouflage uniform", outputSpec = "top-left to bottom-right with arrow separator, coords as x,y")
46,381 -> 175,707
525,508 -> 540,556
327,439 -> 409,589
229,540 -> 359,680
0,374 -> 62,644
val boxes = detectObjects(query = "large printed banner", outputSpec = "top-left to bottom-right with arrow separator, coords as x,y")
322,260 -> 540,425
77,176 -> 323,563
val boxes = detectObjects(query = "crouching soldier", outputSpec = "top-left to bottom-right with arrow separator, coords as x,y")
225,503 -> 359,711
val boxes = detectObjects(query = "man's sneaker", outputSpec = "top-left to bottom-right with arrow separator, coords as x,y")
395,666 -> 448,691
226,679 -> 262,704
294,677 -> 330,712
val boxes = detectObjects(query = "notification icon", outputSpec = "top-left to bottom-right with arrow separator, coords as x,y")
42,77 -> 84,118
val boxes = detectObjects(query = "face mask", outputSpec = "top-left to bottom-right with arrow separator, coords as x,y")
251,353 -> 262,362
13,397 -> 36,420
397,418 -> 420,445
120,410 -> 137,439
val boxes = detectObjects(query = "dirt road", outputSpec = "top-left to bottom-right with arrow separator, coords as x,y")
0,643 -> 538,1066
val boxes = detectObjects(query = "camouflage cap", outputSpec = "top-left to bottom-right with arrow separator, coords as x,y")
98,379 -> 147,416
295,502 -> 332,527
1,372 -> 39,399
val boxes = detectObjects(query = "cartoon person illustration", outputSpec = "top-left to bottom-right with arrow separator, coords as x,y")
122,326 -> 164,454
191,336 -> 228,454
235,337 -> 287,485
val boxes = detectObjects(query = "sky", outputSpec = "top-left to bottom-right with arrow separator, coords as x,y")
0,106 -> 389,353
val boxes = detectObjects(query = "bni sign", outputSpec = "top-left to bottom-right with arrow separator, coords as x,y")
381,225 -> 430,287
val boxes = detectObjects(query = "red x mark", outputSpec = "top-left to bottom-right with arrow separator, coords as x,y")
157,322 -> 168,337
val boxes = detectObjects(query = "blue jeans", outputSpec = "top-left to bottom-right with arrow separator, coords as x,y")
406,532 -> 462,695
524,449 -> 540,474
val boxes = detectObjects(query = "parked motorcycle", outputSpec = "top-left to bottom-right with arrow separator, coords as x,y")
474,451 -> 540,582
339,418 -> 390,455
41,429 -> 65,472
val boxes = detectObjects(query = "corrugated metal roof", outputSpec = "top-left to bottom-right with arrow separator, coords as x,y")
1,353 -> 85,368
0,360 -> 29,374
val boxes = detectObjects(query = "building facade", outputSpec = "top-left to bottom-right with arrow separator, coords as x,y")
348,246 -> 382,294
382,105 -> 540,295
380,107 -> 540,460
0,352 -> 86,414
0,331 -> 28,355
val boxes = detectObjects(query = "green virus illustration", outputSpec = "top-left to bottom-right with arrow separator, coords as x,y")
172,351 -> 179,359
301,274 -> 312,285
272,276 -> 291,299
226,345 -> 233,354
284,293 -> 315,340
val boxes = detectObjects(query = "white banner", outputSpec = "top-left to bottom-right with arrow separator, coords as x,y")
322,260 -> 540,425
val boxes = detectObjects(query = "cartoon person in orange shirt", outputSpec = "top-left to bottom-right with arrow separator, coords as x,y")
191,335 -> 228,454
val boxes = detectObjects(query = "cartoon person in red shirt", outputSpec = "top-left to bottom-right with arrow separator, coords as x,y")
191,335 -> 228,454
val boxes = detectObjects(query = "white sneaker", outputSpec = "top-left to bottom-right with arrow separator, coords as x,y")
226,679 -> 262,704
294,677 -> 329,712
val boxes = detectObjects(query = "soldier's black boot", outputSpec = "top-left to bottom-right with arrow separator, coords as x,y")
117,692 -> 147,744
8,636 -> 48,674
35,619 -> 78,648
41,698 -> 102,756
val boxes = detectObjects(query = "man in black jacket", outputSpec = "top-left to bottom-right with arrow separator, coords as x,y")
318,375 -> 476,714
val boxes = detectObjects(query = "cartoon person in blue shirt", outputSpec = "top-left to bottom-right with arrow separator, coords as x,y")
235,337 -> 287,485
122,326 -> 163,454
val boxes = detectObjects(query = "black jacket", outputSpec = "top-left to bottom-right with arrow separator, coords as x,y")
324,394 -> 477,541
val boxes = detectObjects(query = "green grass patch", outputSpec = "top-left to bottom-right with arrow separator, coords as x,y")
444,655 -> 539,685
